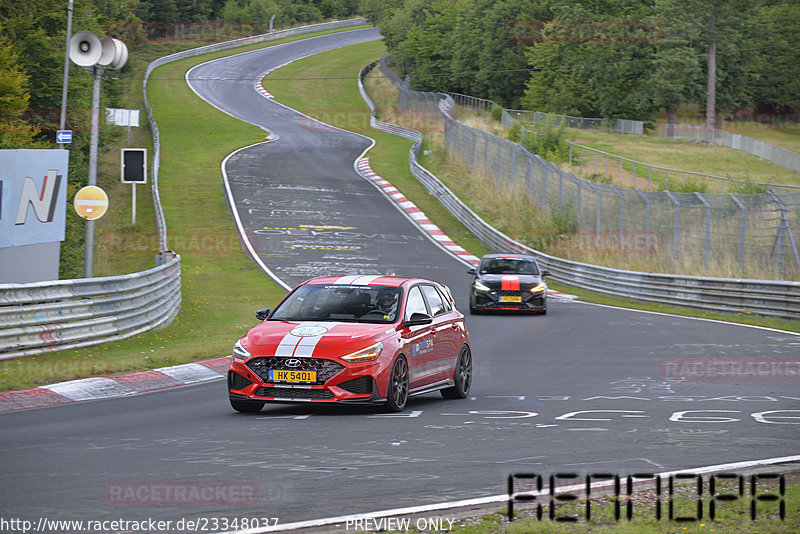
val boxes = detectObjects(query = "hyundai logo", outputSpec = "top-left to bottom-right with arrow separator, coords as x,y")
284,358 -> 302,368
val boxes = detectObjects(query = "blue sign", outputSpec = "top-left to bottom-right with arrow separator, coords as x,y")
56,130 -> 72,143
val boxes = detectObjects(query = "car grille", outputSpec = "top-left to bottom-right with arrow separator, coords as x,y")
228,371 -> 252,391
499,290 -> 524,297
336,376 -> 373,395
246,357 -> 344,385
254,387 -> 334,400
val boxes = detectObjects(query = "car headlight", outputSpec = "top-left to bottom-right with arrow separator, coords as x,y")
473,281 -> 491,292
530,283 -> 546,293
232,340 -> 251,361
341,342 -> 383,363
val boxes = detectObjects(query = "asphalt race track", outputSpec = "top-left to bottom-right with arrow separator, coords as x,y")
1,28 -> 798,529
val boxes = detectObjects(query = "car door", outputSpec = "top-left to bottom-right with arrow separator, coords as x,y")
420,284 -> 460,383
401,285 -> 437,388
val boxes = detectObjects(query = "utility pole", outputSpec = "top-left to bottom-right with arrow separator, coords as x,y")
58,0 -> 75,149
704,11 -> 716,144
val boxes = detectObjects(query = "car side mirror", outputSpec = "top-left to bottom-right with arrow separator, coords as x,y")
467,268 -> 476,275
405,312 -> 433,327
541,270 -> 551,277
255,308 -> 271,321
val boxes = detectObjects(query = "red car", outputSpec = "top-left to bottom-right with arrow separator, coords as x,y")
228,275 -> 473,413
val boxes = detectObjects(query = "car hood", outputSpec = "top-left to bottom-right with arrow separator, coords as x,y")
477,273 -> 543,287
244,321 -> 394,353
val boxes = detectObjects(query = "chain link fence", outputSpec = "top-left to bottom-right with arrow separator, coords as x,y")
515,122 -> 800,195
659,124 -> 800,174
380,58 -> 800,279
504,109 -> 643,135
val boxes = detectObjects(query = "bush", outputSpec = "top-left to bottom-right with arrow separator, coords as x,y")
490,104 -> 502,122
521,121 -> 571,163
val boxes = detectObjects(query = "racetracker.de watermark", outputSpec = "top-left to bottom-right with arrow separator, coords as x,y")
105,482 -> 258,506
99,231 -> 253,256
661,358 -> 800,381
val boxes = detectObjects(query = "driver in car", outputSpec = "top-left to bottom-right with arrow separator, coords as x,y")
376,290 -> 398,320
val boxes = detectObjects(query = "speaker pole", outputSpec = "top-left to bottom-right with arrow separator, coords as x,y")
83,64 -> 103,278
59,0 -> 75,150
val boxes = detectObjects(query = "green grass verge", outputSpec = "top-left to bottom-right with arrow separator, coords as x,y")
566,127 -> 800,190
0,26 -> 371,392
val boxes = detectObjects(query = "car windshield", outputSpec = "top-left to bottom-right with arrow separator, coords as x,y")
480,258 -> 539,275
269,285 -> 403,323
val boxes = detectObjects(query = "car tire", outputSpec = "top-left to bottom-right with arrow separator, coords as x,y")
385,356 -> 409,412
441,345 -> 472,399
229,398 -> 265,413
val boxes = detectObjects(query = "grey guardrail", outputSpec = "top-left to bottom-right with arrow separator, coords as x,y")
0,254 -> 181,359
359,62 -> 800,320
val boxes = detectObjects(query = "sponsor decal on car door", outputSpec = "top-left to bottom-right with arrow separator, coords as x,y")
402,285 -> 437,388
421,285 -> 459,382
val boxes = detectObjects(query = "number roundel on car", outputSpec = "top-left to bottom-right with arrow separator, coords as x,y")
290,326 -> 329,337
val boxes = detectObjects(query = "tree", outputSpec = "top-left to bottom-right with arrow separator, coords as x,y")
450,0 -> 548,107
0,25 -> 29,118
358,0 -> 404,26
0,25 -> 46,148
522,0 -> 661,120
751,1 -> 800,111
394,0 -> 457,92
649,0 -> 704,133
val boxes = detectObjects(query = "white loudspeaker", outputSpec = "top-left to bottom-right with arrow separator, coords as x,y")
98,37 -> 128,70
110,39 -> 128,70
69,31 -> 102,67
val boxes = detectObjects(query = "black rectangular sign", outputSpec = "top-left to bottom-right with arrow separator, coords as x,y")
122,148 -> 147,183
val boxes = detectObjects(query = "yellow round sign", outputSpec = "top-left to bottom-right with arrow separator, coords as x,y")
74,186 -> 109,220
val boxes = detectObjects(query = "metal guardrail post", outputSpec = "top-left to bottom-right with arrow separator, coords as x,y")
664,191 -> 681,262
694,192 -> 712,272
729,193 -> 747,271
636,189 -> 652,254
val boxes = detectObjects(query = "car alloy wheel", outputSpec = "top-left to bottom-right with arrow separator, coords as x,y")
442,345 -> 472,399
385,356 -> 409,412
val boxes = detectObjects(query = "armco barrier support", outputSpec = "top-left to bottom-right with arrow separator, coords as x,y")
359,62 -> 800,320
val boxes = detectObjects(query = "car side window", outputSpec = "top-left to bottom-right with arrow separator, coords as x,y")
421,285 -> 446,317
404,286 -> 428,321
435,286 -> 453,313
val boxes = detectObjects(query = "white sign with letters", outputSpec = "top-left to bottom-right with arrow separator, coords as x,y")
0,149 -> 69,248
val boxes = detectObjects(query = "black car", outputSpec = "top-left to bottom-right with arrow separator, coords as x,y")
468,254 -> 549,314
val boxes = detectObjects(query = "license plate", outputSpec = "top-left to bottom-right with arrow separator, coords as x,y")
499,296 -> 522,302
269,370 -> 317,382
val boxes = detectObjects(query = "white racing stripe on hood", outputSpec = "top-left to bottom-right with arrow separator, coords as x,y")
333,274 -> 382,285
275,322 -> 339,358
